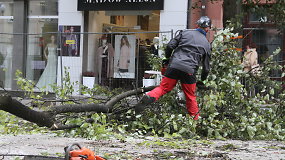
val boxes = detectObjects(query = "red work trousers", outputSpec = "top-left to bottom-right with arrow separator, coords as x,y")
146,76 -> 200,120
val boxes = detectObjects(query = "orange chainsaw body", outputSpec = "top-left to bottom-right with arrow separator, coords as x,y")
69,147 -> 106,160
65,142 -> 106,160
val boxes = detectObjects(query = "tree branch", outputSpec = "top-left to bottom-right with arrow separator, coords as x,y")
105,86 -> 156,110
0,93 -> 54,127
0,86 -> 157,130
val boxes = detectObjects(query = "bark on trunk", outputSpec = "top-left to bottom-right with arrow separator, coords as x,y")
0,86 -> 157,130
0,94 -> 54,127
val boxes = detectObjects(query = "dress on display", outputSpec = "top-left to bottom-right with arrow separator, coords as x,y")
36,46 -> 57,92
95,43 -> 115,85
101,46 -> 109,86
150,44 -> 159,56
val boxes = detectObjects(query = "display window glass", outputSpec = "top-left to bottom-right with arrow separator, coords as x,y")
252,29 -> 284,77
26,0 -> 58,92
29,0 -> 58,16
86,10 -> 162,88
0,0 -> 13,89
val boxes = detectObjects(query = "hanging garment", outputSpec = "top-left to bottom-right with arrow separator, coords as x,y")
95,43 -> 115,82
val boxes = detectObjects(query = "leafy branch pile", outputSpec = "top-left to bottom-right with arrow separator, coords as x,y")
67,28 -> 284,140
1,28 -> 284,141
197,28 -> 284,140
114,28 -> 285,140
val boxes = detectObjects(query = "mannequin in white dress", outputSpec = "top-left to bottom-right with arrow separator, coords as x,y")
36,35 -> 58,92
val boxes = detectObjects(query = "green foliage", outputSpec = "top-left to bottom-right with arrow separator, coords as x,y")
4,67 -> 120,137
15,70 -> 48,104
243,0 -> 285,31
196,28 -> 285,140
61,113 -> 114,140
5,29 -> 285,142
0,52 -> 4,65
146,34 -> 169,71
51,67 -> 78,100
0,111 -> 47,135
113,27 -> 285,140
146,52 -> 162,71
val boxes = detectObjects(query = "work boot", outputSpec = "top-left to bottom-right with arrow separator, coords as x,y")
191,113 -> 200,120
135,95 -> 156,113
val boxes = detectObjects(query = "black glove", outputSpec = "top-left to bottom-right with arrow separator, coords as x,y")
196,81 -> 207,90
162,58 -> 169,66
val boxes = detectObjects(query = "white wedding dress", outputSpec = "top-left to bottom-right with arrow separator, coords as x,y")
36,46 -> 57,92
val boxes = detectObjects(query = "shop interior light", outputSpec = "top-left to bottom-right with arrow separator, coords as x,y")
108,26 -> 142,30
0,3 -> 5,15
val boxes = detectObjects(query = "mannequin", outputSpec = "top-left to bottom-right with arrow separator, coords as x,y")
36,35 -> 58,91
150,37 -> 159,56
95,35 -> 115,85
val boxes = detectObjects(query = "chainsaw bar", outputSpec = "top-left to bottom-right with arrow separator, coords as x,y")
0,154 -> 64,160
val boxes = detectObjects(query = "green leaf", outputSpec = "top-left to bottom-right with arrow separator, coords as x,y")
266,122 -> 272,131
118,126 -> 125,134
247,126 -> 256,139
173,121 -> 178,131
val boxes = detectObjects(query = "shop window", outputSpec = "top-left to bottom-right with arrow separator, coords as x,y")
249,12 -> 272,23
26,0 -> 58,92
246,28 -> 283,77
29,0 -> 58,16
137,15 -> 149,30
0,0 -> 14,89
0,0 -> 13,16
110,16 -> 116,24
110,16 -> 124,26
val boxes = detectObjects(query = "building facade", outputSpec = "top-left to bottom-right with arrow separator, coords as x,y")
0,0 -> 223,93
3,0 -> 262,94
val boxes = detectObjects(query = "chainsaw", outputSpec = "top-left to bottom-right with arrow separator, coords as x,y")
65,143 -> 106,160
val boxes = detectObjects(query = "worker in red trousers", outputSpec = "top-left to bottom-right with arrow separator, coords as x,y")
136,16 -> 212,120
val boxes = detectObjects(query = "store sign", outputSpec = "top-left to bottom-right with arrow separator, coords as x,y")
77,0 -> 164,11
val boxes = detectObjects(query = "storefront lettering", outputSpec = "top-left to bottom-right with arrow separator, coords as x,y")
84,0 -> 156,3
84,0 -> 122,3
126,0 -> 156,2
78,0 -> 163,11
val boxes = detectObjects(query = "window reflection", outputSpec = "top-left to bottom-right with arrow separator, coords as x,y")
27,0 -> 58,91
252,29 -> 283,77
0,1 -> 13,16
249,13 -> 272,23
29,0 -> 58,16
0,0 -> 13,89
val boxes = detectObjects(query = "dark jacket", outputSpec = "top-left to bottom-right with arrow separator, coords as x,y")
165,29 -> 211,81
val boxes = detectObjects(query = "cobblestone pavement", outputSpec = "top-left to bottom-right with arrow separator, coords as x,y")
0,134 -> 284,160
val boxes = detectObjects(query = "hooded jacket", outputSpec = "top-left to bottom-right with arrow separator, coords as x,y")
165,29 -> 211,81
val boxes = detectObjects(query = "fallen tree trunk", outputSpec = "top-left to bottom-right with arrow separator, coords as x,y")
0,86 -> 156,130
0,93 -> 54,128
